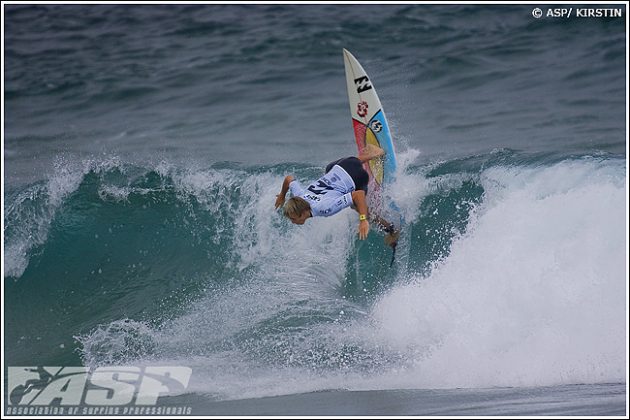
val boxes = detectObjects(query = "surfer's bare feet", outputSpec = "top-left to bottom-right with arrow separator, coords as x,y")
384,230 -> 400,248
359,144 -> 385,163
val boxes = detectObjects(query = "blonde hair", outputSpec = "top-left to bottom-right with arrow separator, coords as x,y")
283,197 -> 311,218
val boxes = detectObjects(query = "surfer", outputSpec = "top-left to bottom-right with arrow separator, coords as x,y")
275,144 -> 399,245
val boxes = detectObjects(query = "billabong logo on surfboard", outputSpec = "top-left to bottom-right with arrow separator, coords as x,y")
354,76 -> 373,93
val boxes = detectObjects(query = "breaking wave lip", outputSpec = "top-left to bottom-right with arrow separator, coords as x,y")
3,155 -> 251,279
4,156 -> 123,279
70,154 -> 626,400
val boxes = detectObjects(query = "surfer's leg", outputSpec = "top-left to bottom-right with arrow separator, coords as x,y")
358,144 -> 384,163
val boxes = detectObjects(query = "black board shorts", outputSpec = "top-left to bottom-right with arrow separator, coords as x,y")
325,157 -> 369,193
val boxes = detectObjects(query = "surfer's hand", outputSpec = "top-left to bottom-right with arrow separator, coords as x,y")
358,220 -> 369,240
275,194 -> 285,210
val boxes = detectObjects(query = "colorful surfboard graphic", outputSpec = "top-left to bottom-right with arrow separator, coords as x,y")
343,49 -> 398,218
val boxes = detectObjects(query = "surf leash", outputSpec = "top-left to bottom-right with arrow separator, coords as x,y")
389,242 -> 397,267
384,222 -> 398,268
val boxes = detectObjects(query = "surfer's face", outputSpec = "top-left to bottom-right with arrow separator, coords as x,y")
289,211 -> 310,225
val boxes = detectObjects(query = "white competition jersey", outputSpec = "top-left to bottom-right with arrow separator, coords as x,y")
289,165 -> 356,217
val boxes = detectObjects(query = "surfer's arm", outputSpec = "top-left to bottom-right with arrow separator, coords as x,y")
351,190 -> 369,240
349,191 -> 388,229
275,175 -> 294,209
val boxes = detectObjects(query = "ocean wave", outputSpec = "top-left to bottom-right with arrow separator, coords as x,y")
14,151 -> 619,399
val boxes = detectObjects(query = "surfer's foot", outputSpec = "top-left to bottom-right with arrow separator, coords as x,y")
383,223 -> 399,248
384,230 -> 400,248
359,144 -> 385,163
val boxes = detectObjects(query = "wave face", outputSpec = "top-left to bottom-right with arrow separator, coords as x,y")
4,151 -> 626,399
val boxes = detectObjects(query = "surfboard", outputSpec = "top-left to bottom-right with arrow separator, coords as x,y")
343,49 -> 402,241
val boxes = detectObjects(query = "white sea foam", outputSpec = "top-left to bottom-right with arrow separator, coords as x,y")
368,158 -> 626,389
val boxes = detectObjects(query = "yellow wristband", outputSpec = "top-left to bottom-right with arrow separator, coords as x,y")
359,214 -> 367,221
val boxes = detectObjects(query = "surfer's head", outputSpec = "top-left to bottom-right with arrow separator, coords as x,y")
284,197 -> 311,225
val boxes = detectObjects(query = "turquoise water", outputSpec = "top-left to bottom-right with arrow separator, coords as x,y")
4,4 -> 627,415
